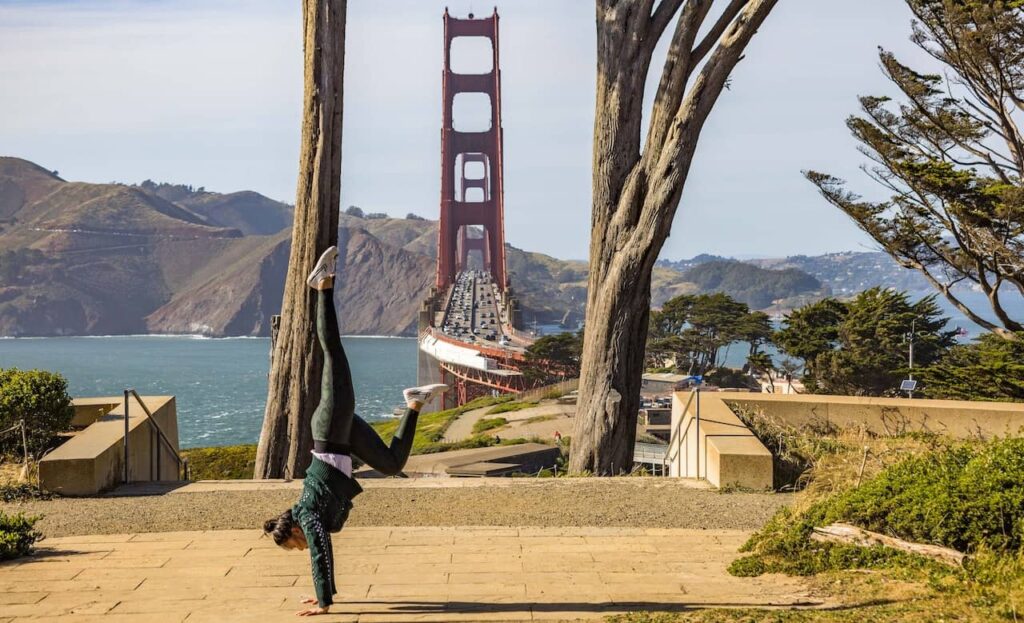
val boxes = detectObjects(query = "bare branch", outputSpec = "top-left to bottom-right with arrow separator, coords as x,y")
692,0 -> 748,64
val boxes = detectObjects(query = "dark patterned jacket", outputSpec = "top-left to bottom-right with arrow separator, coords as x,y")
292,456 -> 363,607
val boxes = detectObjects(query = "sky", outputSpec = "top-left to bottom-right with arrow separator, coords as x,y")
0,0 -> 935,261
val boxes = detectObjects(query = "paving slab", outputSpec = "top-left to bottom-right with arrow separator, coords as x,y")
0,527 -> 820,622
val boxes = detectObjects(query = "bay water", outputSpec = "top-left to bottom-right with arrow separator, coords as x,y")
0,336 -> 417,448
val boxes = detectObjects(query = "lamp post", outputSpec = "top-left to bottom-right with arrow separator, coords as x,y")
903,318 -> 917,399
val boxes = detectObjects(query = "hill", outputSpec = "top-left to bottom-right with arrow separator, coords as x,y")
749,252 -> 933,295
0,157 -> 287,336
136,181 -> 294,235
680,260 -> 827,309
0,157 -> 910,337
660,251 -> 934,296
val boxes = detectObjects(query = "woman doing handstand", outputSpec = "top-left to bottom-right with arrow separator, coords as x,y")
262,246 -> 447,616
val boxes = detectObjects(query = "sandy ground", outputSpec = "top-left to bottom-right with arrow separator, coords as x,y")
2,478 -> 790,537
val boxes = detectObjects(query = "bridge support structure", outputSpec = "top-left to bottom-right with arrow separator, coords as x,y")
436,8 -> 507,292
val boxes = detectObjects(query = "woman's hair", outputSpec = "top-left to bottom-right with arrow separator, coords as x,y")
263,509 -> 296,546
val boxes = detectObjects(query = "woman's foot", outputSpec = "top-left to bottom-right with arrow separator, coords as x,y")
403,383 -> 449,410
306,246 -> 339,290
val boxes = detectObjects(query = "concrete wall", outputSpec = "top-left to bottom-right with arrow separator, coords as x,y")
39,395 -> 180,496
665,391 -> 772,490
721,393 -> 1024,439
665,392 -> 1024,491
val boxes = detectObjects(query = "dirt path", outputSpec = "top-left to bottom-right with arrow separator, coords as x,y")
2,478 -> 791,537
443,403 -> 502,441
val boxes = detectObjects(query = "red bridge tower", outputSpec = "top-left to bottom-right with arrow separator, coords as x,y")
436,9 -> 508,292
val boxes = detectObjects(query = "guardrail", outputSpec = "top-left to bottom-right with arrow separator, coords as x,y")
123,389 -> 188,483
663,388 -> 700,478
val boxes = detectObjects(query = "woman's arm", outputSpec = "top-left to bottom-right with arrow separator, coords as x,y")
294,506 -> 336,611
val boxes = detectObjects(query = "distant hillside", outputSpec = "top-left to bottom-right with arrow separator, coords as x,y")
1,157 -> 909,337
136,180 -> 294,236
660,251 -> 934,296
0,157 -> 288,336
0,158 -> 618,336
680,260 -> 827,310
748,252 -> 933,295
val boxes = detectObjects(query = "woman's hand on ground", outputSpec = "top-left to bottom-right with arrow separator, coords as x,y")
295,605 -> 329,616
299,597 -> 317,605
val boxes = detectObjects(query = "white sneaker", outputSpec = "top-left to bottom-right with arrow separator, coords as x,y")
403,383 -> 449,407
306,246 -> 339,289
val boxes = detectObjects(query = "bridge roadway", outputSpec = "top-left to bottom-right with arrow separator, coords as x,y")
437,270 -> 525,354
418,270 -> 531,398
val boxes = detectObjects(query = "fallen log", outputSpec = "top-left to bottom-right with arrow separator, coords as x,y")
810,522 -> 967,567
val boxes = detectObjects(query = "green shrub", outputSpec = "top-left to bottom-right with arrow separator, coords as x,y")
0,511 -> 42,560
731,438 -> 1024,577
416,435 -> 531,455
0,482 -> 53,503
472,417 -> 507,434
181,445 -> 257,480
486,400 -> 538,415
0,368 -> 73,457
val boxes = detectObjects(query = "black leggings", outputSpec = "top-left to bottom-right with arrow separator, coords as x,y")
313,287 -> 419,476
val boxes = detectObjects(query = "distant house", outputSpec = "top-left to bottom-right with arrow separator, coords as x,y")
641,372 -> 687,396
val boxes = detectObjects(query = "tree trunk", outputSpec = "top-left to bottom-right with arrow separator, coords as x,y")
810,523 -> 966,567
570,0 -> 778,474
255,0 -> 346,479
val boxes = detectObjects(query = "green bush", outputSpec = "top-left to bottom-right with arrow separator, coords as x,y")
486,401 -> 538,415
731,437 -> 1024,577
472,417 -> 507,434
0,483 -> 53,503
0,511 -> 42,560
0,368 -> 73,457
416,435 -> 531,455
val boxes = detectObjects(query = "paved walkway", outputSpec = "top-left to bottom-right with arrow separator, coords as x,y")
0,527 -> 818,622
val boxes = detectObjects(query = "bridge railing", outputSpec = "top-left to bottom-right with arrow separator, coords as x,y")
423,327 -> 526,363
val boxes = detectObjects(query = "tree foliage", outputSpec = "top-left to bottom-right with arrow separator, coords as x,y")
806,0 -> 1024,340
647,293 -> 773,375
776,288 -> 955,396
0,368 -> 73,456
523,331 -> 583,384
773,298 -> 848,382
917,331 -> 1024,401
